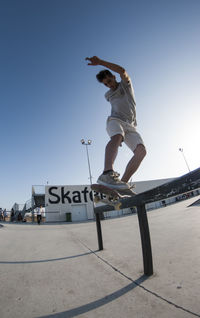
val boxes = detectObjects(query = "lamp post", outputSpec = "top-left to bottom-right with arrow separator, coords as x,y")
81,139 -> 93,185
179,148 -> 190,172
81,139 -> 96,220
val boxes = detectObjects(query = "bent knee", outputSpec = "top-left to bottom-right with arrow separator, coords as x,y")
134,144 -> 147,159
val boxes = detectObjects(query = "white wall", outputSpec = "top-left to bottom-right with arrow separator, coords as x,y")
45,185 -> 94,222
133,178 -> 174,193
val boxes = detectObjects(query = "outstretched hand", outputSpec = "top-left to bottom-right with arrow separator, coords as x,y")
85,56 -> 101,66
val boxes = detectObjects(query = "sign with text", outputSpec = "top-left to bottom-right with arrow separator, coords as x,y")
46,185 -> 93,205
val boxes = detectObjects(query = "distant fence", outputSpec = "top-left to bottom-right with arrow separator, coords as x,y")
146,188 -> 200,211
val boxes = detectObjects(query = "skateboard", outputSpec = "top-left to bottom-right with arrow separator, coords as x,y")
91,184 -> 136,210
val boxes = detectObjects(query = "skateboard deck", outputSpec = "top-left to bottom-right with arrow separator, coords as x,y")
91,184 -> 135,210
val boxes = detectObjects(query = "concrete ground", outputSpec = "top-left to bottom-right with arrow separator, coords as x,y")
0,196 -> 200,318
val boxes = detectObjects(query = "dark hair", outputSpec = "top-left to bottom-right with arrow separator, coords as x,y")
96,69 -> 113,82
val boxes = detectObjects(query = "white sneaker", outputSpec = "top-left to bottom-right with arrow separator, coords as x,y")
97,171 -> 129,190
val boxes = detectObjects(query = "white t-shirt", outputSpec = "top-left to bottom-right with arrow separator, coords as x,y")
105,78 -> 137,126
37,207 -> 43,215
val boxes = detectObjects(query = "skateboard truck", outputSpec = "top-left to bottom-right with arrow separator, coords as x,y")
91,184 -> 133,210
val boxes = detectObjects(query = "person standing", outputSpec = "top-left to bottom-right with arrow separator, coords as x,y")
37,206 -> 43,225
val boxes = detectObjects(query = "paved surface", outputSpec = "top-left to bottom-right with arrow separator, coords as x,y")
0,196 -> 200,318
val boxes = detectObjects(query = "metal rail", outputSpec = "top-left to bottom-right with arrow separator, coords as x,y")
94,167 -> 200,276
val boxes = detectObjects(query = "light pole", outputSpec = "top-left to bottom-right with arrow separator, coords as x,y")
179,148 -> 190,172
81,139 -> 93,185
81,139 -> 96,219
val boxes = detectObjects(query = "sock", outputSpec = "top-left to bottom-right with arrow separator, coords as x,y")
103,170 -> 113,175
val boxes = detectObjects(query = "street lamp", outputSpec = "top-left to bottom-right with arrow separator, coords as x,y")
81,139 -> 93,185
179,148 -> 190,172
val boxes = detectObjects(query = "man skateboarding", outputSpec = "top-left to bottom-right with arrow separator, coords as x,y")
86,56 -> 146,190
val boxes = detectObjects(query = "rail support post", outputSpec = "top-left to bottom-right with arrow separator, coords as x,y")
137,204 -> 153,276
95,212 -> 103,250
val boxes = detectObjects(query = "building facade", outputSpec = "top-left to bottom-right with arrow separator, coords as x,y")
45,178 -> 174,222
45,185 -> 94,222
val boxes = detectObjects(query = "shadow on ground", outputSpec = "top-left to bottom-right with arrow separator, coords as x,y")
0,251 -> 97,264
38,275 -> 148,318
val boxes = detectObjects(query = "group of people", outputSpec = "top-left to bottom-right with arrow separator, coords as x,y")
0,209 -> 23,222
0,206 -> 44,224
0,209 -> 7,221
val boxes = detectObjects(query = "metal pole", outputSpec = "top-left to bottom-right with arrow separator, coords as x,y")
96,212 -> 103,250
179,148 -> 190,172
81,139 -> 93,185
137,204 -> 153,276
85,144 -> 93,185
81,139 -> 95,219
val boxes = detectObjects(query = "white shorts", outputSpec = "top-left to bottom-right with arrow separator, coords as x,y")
106,118 -> 145,152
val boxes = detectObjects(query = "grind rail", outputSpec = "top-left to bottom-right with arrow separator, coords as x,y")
93,167 -> 200,276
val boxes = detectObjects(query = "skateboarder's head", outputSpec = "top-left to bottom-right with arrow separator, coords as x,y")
96,69 -> 118,90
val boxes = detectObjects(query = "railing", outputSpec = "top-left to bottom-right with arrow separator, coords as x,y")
94,167 -> 200,277
24,199 -> 32,211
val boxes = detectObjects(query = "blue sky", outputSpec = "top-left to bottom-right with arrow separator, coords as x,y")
0,0 -> 200,209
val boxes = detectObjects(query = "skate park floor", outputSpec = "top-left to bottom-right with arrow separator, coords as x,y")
0,196 -> 200,318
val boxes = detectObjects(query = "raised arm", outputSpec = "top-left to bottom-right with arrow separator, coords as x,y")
85,56 -> 130,82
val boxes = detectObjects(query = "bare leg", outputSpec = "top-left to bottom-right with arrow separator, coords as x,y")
104,134 -> 123,172
121,144 -> 146,183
